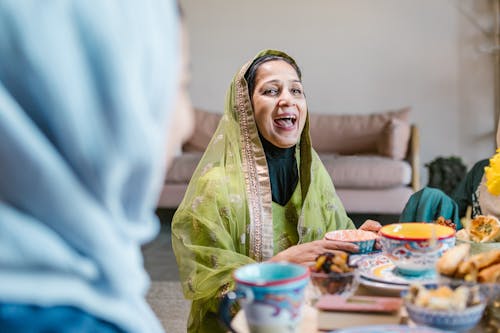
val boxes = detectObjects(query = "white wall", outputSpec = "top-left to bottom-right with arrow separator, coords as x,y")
181,0 -> 497,185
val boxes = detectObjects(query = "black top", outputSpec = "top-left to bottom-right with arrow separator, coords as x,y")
260,135 -> 298,206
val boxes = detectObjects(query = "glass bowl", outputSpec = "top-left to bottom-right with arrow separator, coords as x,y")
309,270 -> 359,297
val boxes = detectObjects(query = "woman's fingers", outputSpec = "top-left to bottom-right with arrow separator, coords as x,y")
322,239 -> 359,253
359,219 -> 382,232
271,238 -> 364,265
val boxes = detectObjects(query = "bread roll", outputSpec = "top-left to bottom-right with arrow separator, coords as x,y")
436,243 -> 470,276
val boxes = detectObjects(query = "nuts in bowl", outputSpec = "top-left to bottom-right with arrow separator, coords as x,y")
309,251 -> 358,297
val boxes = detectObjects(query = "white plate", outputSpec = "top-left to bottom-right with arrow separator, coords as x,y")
356,253 -> 437,286
358,276 -> 407,296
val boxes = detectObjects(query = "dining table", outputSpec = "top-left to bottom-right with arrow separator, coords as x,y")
231,284 -> 406,333
230,251 -> 495,333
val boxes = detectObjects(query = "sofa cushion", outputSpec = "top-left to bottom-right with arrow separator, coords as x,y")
165,152 -> 203,183
377,117 -> 411,160
319,154 -> 412,188
182,109 -> 222,152
167,152 -> 411,190
337,187 -> 414,215
309,108 -> 411,158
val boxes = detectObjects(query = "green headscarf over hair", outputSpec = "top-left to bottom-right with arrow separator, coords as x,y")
172,49 -> 354,333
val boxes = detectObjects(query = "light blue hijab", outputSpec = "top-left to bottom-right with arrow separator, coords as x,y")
0,1 -> 179,332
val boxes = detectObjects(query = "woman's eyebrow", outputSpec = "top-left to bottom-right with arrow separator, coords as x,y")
262,79 -> 302,85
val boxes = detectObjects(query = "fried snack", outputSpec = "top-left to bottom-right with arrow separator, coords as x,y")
437,246 -> 500,284
468,249 -> 500,270
436,243 -> 470,276
477,263 -> 500,283
406,284 -> 480,311
455,260 -> 478,281
469,215 -> 500,243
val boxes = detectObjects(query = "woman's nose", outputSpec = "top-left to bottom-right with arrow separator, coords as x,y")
278,91 -> 293,106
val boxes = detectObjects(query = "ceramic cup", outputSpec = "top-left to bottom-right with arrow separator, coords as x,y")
379,223 -> 455,276
219,262 -> 310,333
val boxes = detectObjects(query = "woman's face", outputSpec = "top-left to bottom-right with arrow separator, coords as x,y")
251,60 -> 307,148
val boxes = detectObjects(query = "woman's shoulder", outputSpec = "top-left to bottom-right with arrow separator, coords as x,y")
471,159 -> 490,171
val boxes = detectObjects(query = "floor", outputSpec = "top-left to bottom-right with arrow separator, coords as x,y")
142,209 -> 189,333
142,209 -> 179,281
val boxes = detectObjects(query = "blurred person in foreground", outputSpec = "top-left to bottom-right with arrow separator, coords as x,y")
0,1 -> 193,332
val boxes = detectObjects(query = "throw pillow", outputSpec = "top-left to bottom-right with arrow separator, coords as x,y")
309,107 -> 410,156
377,117 -> 411,160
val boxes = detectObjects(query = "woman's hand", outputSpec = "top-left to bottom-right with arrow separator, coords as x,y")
359,219 -> 382,249
268,239 -> 358,265
359,219 -> 382,232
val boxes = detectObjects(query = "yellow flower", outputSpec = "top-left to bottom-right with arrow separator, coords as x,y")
485,148 -> 500,195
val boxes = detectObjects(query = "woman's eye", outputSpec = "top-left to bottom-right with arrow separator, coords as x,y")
263,88 -> 278,96
291,88 -> 302,95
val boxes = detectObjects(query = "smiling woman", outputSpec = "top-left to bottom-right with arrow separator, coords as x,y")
247,55 -> 307,149
171,49 -> 381,333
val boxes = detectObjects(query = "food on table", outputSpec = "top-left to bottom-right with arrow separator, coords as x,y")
404,284 -> 481,311
310,251 -> 357,295
468,215 -> 500,243
312,251 -> 353,274
455,228 -> 469,241
436,243 -> 470,276
434,216 -> 456,230
436,244 -> 500,283
477,263 -> 500,283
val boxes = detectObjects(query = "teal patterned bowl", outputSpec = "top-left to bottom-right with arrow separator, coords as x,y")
325,230 -> 377,254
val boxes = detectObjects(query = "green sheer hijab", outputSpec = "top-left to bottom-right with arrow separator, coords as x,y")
172,49 -> 354,332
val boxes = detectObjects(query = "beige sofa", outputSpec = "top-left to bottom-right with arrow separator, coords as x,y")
158,108 -> 420,215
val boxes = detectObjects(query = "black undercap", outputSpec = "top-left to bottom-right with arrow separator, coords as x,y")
260,134 -> 298,206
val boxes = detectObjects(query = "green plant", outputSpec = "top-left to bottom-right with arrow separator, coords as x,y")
426,156 -> 467,195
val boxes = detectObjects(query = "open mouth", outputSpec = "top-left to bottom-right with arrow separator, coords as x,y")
274,115 -> 297,128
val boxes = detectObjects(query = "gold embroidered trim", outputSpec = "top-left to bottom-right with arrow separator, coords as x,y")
219,282 -> 231,298
236,72 -> 262,262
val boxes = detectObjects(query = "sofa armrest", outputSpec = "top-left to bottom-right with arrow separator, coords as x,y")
407,124 -> 420,191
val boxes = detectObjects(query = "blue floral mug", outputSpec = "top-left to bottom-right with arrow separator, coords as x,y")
219,262 -> 310,333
